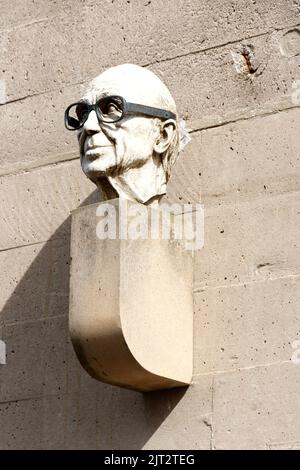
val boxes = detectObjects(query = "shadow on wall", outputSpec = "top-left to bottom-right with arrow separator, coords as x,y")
0,191 -> 187,450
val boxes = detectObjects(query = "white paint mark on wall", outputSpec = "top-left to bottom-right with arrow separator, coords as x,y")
0,80 -> 6,104
0,340 -> 6,365
292,79 -> 300,105
279,29 -> 300,58
291,339 -> 300,365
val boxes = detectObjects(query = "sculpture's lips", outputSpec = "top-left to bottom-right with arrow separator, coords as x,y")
84,145 -> 113,158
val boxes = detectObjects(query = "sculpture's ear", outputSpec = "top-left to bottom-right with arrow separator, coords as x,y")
154,119 -> 177,155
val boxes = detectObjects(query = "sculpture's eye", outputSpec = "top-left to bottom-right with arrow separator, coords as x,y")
107,102 -> 121,115
98,96 -> 123,122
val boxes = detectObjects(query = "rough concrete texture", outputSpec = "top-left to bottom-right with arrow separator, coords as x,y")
166,107 -> 300,204
2,31 -> 300,174
0,0 -> 300,449
1,0 -> 300,102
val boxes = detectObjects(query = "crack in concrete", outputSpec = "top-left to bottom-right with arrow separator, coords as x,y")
0,154 -> 79,178
193,359 -> 292,379
0,17 -> 52,34
1,313 -> 67,329
0,156 -> 80,179
189,103 -> 300,133
194,272 -> 300,293
0,235 -> 68,255
0,391 -> 64,406
144,29 -> 272,68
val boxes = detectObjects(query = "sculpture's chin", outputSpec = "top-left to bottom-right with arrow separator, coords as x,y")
81,153 -> 119,180
83,169 -> 108,184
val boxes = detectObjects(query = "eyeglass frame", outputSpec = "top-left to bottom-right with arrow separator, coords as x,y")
64,95 -> 177,131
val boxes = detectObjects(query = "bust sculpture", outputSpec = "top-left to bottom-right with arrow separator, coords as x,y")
64,63 -> 188,205
67,64 -> 194,391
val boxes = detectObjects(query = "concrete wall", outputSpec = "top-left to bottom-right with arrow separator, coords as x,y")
0,0 -> 300,449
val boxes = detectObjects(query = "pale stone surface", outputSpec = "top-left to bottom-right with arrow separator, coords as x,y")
194,191 -> 300,288
212,362 -> 300,449
0,374 -> 212,450
166,107 -> 300,205
70,200 -> 193,391
0,320 -> 45,402
44,374 -> 212,450
0,312 -> 210,449
0,399 -> 43,450
0,0 -> 75,31
41,394 -> 66,450
0,316 -> 68,402
0,84 -> 84,175
142,378 -> 212,450
0,238 -> 70,325
194,275 -> 300,375
151,26 -> 300,131
1,1 -> 299,101
0,160 -> 96,251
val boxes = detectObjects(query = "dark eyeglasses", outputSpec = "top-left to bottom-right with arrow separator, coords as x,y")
64,95 -> 176,130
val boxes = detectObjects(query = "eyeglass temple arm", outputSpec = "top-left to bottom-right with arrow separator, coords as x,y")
126,102 -> 176,120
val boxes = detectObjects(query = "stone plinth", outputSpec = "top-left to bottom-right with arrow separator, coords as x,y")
69,199 -> 193,392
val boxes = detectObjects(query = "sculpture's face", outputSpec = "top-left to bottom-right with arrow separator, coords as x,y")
65,64 -> 180,203
78,81 -> 162,181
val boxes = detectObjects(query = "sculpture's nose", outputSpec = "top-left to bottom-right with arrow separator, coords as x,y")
83,109 -> 101,135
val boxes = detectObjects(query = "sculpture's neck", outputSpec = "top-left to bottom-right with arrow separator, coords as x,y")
97,157 -> 167,206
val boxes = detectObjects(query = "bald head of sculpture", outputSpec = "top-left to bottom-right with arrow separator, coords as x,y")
66,64 -> 180,204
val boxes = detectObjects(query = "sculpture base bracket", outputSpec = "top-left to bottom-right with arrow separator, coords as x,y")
69,199 -> 193,392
